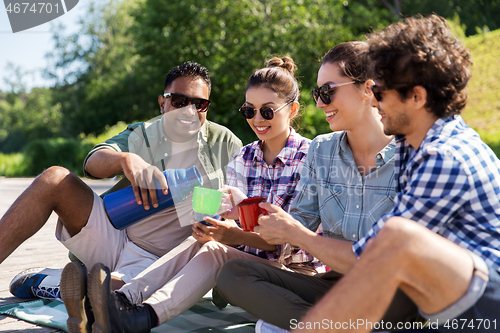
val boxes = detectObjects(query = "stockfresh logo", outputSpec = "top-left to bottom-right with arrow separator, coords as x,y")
4,0 -> 79,33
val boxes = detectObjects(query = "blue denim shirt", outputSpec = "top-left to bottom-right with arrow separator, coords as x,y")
290,131 -> 396,242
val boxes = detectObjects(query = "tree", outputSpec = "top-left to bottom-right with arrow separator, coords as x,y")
45,0 -> 150,136
0,64 -> 62,152
130,0 -> 396,142
378,0 -> 500,36
0,88 -> 62,151
46,0 -> 394,143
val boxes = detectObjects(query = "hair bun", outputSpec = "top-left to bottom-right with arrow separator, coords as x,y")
266,56 -> 297,76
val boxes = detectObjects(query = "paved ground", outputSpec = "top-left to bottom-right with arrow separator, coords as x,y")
0,177 -> 116,332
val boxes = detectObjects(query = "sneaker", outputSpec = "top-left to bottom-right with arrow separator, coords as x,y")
10,267 -> 62,300
60,262 -> 94,333
255,319 -> 290,333
88,263 -> 151,333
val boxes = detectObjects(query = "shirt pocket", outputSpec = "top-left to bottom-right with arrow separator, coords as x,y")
274,187 -> 295,211
363,193 -> 395,235
318,184 -> 347,236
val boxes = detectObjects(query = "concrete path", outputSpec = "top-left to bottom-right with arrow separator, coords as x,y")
0,177 -> 116,332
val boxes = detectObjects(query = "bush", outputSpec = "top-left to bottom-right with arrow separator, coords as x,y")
0,153 -> 27,177
0,122 -> 128,177
79,121 -> 128,146
22,138 -> 95,176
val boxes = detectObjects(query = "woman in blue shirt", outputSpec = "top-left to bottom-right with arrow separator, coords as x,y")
289,41 -> 395,243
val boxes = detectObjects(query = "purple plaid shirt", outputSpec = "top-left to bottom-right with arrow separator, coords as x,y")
226,128 -> 321,268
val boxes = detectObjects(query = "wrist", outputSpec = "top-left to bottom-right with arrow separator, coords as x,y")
231,228 -> 247,245
119,152 -> 131,167
289,227 -> 316,250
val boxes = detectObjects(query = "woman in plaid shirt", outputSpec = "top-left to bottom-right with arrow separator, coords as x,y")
192,56 -> 320,274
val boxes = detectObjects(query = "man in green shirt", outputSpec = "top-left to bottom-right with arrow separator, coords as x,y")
3,62 -> 242,332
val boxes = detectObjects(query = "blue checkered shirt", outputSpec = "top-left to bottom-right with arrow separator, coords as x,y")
353,116 -> 500,272
226,128 -> 320,267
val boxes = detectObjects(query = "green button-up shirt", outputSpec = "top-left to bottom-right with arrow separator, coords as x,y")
84,117 -> 242,195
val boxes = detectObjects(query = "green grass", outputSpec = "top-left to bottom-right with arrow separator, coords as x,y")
462,29 -> 500,154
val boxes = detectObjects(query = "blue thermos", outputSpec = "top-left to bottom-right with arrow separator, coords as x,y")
104,166 -> 203,229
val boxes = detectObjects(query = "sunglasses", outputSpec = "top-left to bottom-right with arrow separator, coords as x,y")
239,100 -> 293,120
311,81 -> 355,104
162,92 -> 211,112
370,84 -> 414,102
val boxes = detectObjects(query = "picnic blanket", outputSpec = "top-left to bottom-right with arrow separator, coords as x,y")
0,294 -> 258,333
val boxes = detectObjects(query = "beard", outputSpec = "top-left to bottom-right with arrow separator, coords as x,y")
382,110 -> 411,136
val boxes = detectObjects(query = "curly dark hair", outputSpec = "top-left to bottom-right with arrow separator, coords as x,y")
365,14 -> 472,118
164,61 -> 211,92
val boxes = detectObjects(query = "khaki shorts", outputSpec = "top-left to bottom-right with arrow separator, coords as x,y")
56,192 -> 159,283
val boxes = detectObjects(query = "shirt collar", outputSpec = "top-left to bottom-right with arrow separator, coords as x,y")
339,131 -> 395,165
254,127 -> 300,166
339,131 -> 350,155
199,120 -> 209,143
253,141 -> 265,164
421,116 -> 456,146
377,138 -> 396,164
395,116 -> 457,152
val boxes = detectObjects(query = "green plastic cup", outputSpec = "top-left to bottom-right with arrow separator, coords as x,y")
192,187 -> 223,215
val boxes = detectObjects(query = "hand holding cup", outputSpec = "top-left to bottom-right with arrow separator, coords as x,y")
237,197 -> 268,232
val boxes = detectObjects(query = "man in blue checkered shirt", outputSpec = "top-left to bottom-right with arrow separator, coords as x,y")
251,15 -> 500,333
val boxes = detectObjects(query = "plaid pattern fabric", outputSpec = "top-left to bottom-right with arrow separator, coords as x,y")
226,128 -> 317,266
290,131 -> 396,242
353,116 -> 500,272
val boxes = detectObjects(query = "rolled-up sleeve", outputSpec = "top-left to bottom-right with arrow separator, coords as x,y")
83,126 -> 135,179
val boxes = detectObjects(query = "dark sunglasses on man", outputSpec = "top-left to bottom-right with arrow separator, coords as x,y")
370,83 -> 414,102
239,100 -> 293,120
162,92 -> 211,112
311,81 -> 355,105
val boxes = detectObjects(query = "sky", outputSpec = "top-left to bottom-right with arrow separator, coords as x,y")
0,1 -> 89,91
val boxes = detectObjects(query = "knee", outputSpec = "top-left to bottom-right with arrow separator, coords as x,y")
217,258 -> 252,300
217,259 -> 251,288
199,241 -> 230,265
37,166 -> 74,186
370,217 -> 423,259
201,240 -> 227,252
